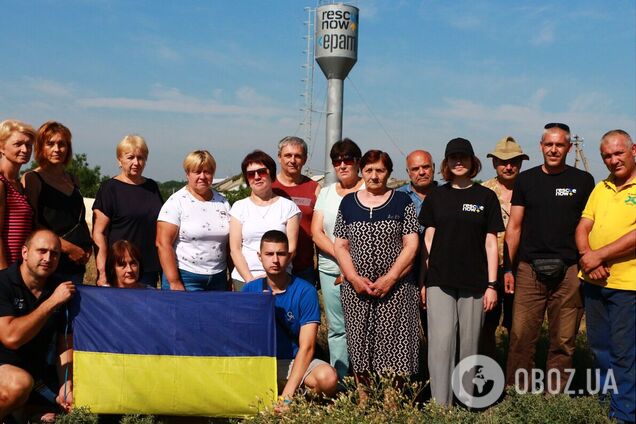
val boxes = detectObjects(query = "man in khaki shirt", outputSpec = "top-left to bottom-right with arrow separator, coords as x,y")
479,136 -> 528,360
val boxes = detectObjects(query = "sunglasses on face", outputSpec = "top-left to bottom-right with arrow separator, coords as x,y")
331,155 -> 356,167
246,167 -> 269,180
498,158 -> 522,166
544,122 -> 570,133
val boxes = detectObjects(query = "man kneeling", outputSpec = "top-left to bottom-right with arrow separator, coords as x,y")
0,230 -> 74,422
243,230 -> 338,407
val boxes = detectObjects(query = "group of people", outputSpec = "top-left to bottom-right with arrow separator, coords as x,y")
0,118 -> 633,424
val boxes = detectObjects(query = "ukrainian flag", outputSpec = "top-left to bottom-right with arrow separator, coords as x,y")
70,286 -> 277,417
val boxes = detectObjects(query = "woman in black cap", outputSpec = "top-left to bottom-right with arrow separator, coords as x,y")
418,138 -> 504,406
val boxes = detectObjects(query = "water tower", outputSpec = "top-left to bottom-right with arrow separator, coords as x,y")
315,3 -> 359,184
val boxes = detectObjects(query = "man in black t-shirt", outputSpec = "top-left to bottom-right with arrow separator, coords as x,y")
504,123 -> 594,392
0,229 -> 75,421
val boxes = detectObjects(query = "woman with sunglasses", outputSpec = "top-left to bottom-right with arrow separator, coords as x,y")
229,150 -> 300,291
157,150 -> 231,291
310,138 -> 364,381
419,138 -> 503,406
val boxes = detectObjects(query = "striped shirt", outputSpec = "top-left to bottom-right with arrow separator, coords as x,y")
0,174 -> 33,265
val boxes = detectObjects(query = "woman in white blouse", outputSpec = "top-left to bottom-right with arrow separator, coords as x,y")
229,150 -> 300,291
157,150 -> 231,291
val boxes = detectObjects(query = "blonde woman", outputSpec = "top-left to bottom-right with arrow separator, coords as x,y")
23,122 -> 92,285
0,120 -> 35,269
157,150 -> 231,291
92,135 -> 163,286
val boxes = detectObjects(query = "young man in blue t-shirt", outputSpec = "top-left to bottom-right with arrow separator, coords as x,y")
242,230 -> 337,407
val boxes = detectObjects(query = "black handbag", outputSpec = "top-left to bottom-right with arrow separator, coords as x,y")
530,258 -> 568,284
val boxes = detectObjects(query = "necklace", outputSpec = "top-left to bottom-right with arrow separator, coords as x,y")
256,202 -> 274,220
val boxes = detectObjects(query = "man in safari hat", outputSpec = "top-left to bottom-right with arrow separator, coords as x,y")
478,137 -> 528,361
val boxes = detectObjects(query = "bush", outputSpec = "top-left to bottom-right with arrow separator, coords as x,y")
480,388 -> 612,424
54,407 -> 99,424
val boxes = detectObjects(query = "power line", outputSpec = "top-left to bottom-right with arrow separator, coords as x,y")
346,76 -> 405,157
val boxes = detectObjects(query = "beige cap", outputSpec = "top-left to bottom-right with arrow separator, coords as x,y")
487,136 -> 529,161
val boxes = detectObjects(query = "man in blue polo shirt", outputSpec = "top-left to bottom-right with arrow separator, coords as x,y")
242,230 -> 337,408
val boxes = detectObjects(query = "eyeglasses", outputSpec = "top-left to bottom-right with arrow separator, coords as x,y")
544,123 -> 570,133
331,155 -> 356,167
246,167 -> 269,180
496,158 -> 523,166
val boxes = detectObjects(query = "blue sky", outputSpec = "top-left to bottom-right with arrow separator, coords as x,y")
1,0 -> 634,183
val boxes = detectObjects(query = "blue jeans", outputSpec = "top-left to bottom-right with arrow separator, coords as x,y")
319,270 -> 349,381
584,282 -> 635,423
161,269 -> 228,291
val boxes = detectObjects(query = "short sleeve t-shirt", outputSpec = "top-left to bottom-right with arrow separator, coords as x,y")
93,178 -> 164,273
229,197 -> 301,282
0,263 -> 68,377
158,187 -> 230,274
314,183 -> 345,275
419,183 -> 504,292
511,165 -> 595,264
579,177 -> 636,290
272,177 -> 319,273
242,276 -> 320,360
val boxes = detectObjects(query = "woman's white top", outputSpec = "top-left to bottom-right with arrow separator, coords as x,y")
229,196 -> 300,282
158,187 -> 230,274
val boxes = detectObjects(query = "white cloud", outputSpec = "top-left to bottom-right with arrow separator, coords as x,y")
449,15 -> 482,30
531,22 -> 555,45
25,77 -> 74,97
567,92 -> 614,114
77,85 -> 287,117
529,88 -> 549,108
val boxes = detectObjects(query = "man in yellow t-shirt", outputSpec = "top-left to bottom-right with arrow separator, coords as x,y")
575,129 -> 635,423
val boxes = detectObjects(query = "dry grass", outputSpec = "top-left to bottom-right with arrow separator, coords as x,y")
83,255 -> 97,285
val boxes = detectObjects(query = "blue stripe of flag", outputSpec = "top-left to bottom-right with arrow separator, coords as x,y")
70,285 -> 276,357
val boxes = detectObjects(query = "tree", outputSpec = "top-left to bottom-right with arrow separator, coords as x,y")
158,180 -> 186,200
67,153 -> 109,198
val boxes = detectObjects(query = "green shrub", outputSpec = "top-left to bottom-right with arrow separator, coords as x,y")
54,407 -> 99,424
479,388 -> 612,424
119,414 -> 161,424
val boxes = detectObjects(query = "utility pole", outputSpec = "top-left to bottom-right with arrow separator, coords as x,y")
572,135 -> 591,173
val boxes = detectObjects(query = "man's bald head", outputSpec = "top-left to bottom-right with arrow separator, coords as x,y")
406,150 -> 435,192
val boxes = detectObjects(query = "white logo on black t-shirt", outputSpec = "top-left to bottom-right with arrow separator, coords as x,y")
462,204 -> 485,213
13,298 -> 25,311
555,188 -> 577,197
